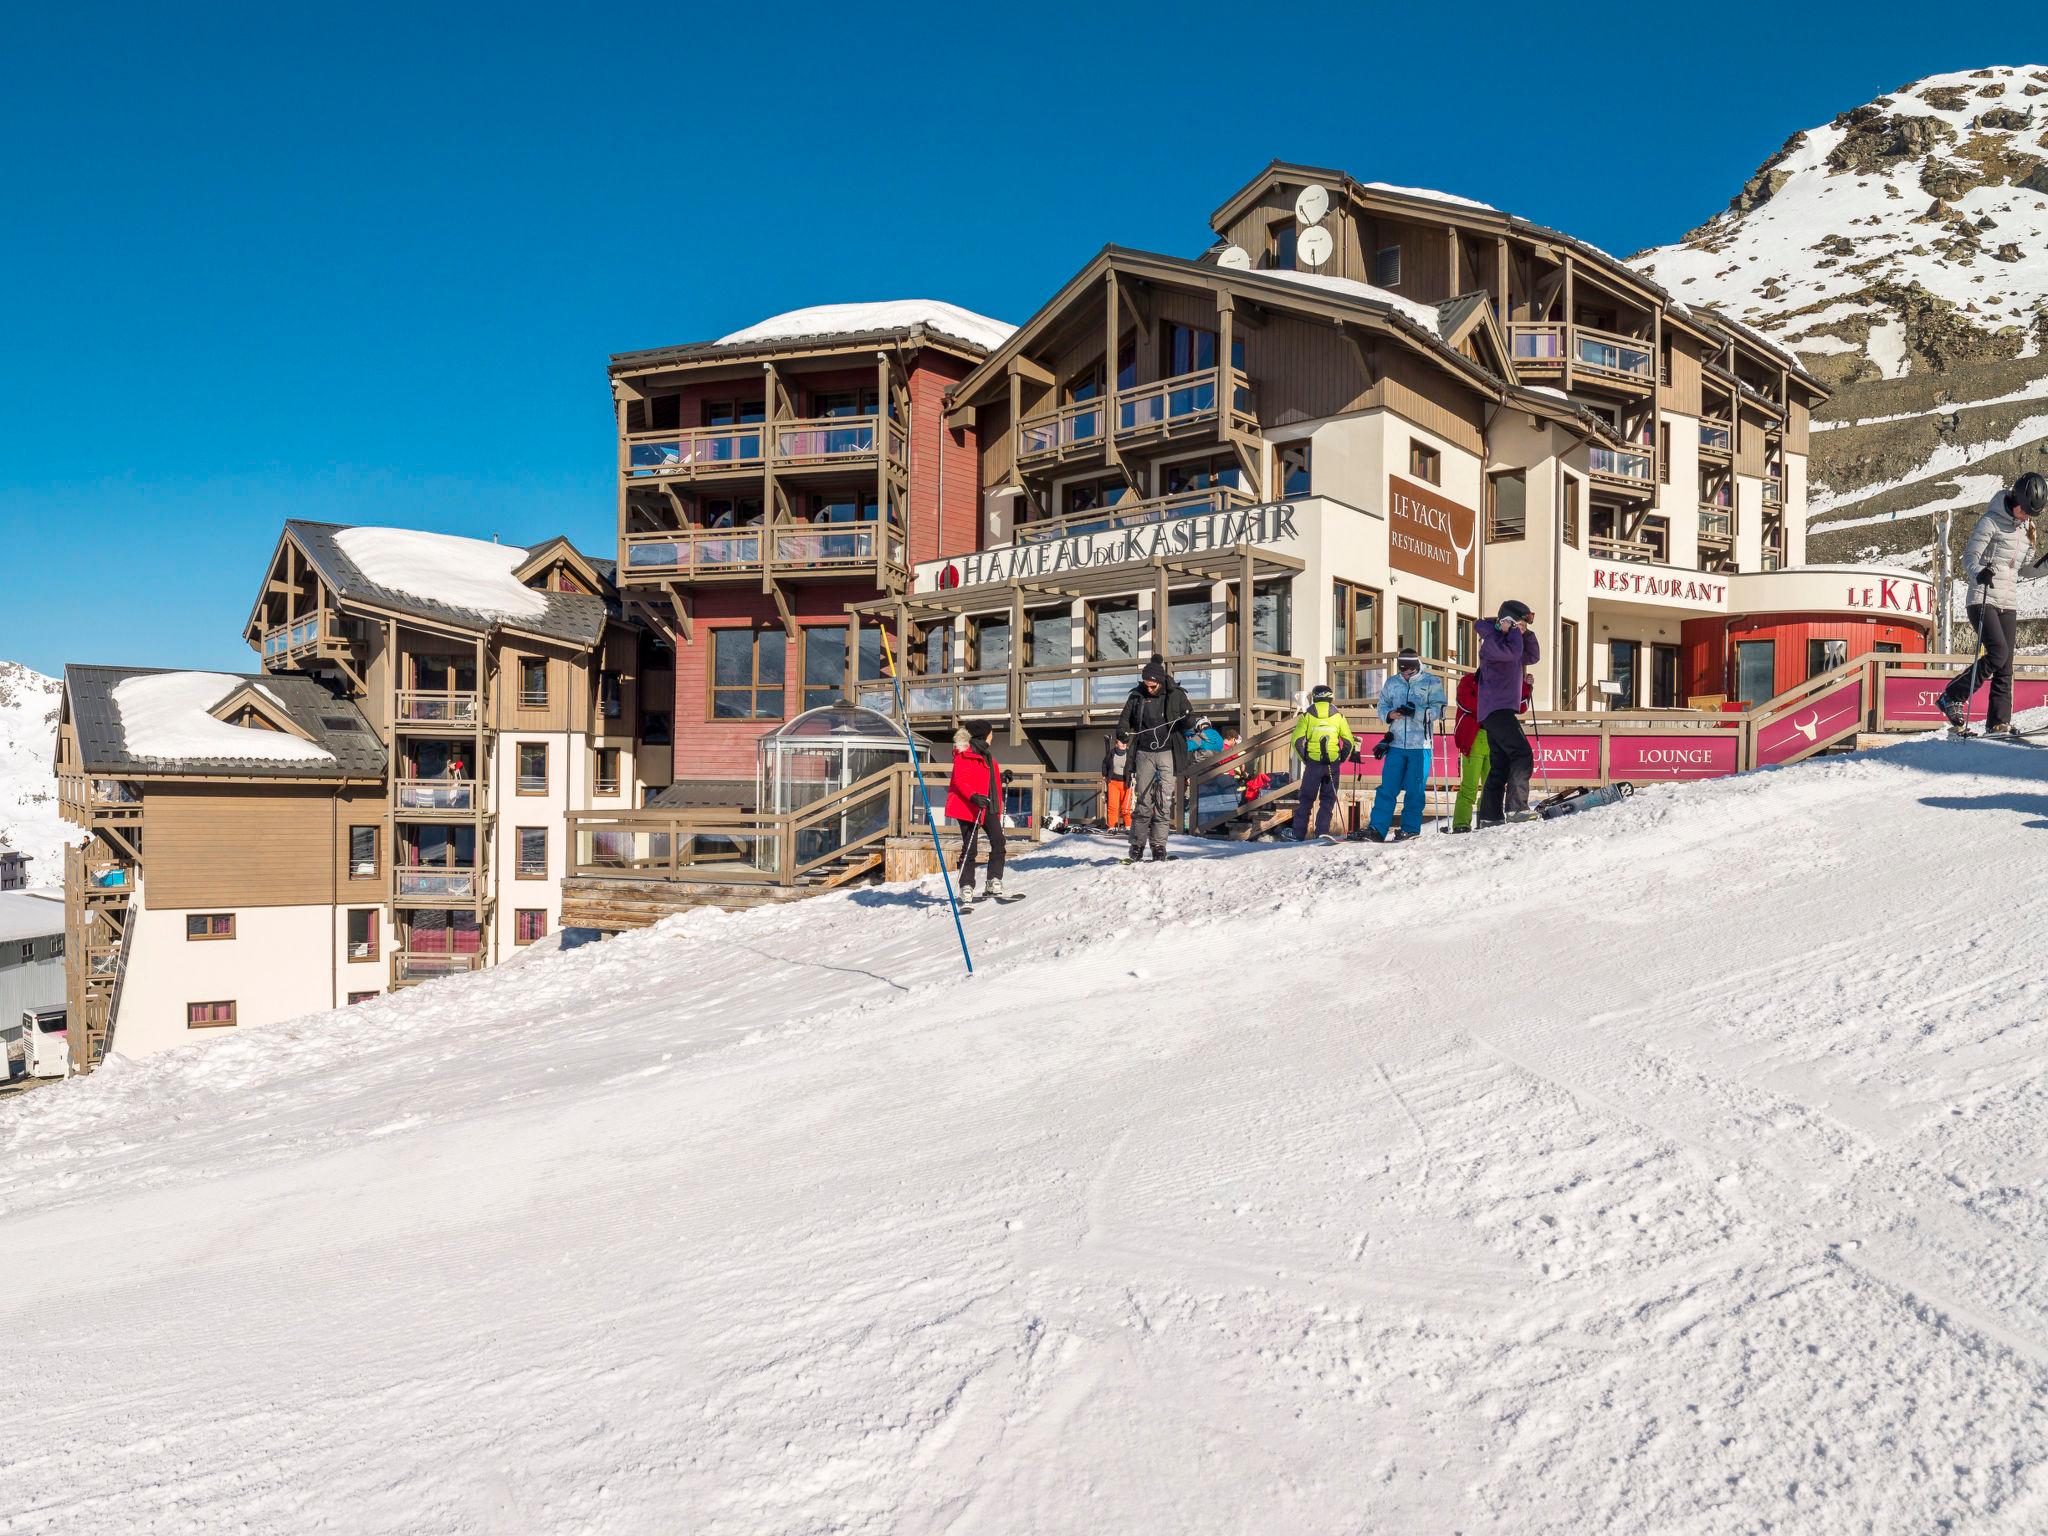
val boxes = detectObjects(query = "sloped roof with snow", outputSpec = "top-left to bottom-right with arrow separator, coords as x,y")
0,889 -> 64,945
612,300 -> 1015,370
64,666 -> 385,779
1238,268 -> 1444,335
286,522 -> 610,646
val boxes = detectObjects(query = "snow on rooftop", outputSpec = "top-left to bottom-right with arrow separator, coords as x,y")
1363,181 -> 1497,211
110,673 -> 336,765
1246,268 -> 1442,335
0,888 -> 64,945
332,527 -> 549,622
715,301 -> 1016,352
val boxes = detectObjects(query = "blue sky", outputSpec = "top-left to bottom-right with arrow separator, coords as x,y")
1,1 -> 2024,675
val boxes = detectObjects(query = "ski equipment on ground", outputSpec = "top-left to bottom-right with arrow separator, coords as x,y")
1537,782 -> 1636,820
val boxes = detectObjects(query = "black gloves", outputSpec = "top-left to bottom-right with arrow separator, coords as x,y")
1372,735 -> 1392,760
1979,567 -> 1996,585
1393,704 -> 1416,719
969,793 -> 990,813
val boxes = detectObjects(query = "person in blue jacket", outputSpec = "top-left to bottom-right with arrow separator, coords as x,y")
1364,647 -> 1447,842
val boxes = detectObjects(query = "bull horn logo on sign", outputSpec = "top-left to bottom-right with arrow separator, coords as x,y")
1790,711 -> 1820,744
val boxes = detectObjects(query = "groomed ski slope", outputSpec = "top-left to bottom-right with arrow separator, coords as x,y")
4,734 -> 2048,1534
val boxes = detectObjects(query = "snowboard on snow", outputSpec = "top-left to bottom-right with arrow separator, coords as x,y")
1535,783 -> 1635,820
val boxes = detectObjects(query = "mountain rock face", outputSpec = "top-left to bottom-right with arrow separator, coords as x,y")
1632,65 -> 2048,633
0,660 -> 70,886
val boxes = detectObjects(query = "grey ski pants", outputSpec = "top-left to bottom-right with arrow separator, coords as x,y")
1128,749 -> 1176,856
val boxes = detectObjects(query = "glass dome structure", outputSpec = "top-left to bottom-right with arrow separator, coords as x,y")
755,701 -> 921,815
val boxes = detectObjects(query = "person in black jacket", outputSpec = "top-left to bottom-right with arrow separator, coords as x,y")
1114,655 -> 1192,863
1100,735 -> 1131,831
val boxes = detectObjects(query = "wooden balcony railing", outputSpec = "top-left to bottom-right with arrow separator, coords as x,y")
391,950 -> 486,987
1764,478 -> 1785,507
1589,534 -> 1663,564
58,774 -> 141,826
1326,651 -> 1472,710
1016,398 -> 1107,462
1016,368 -> 1254,464
394,778 -> 478,812
625,422 -> 763,480
259,610 -> 345,663
1014,485 -> 1257,545
624,415 -> 906,482
1509,323 -> 1655,386
1698,505 -> 1735,542
395,690 -> 482,728
619,516 -> 906,583
857,651 -> 1303,722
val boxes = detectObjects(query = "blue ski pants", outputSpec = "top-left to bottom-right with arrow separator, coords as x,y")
1370,746 -> 1432,837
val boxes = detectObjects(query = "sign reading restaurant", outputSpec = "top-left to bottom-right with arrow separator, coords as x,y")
1387,475 -> 1476,593
927,503 -> 1298,592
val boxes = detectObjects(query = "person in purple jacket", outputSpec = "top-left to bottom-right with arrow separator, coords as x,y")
1476,599 -> 1541,827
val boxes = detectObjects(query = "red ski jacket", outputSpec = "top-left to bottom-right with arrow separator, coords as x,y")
944,746 -> 1001,822
1455,670 -> 1531,753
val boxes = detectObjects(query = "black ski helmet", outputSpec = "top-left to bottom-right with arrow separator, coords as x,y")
2013,472 -> 2047,517
1309,683 -> 1334,706
1498,599 -> 1534,624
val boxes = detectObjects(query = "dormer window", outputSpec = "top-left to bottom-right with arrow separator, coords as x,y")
1374,245 -> 1402,288
1269,222 -> 1297,271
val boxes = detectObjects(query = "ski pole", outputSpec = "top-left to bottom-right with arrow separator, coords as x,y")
880,631 -> 973,976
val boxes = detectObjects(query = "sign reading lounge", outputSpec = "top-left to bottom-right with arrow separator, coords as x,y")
927,503 -> 1299,593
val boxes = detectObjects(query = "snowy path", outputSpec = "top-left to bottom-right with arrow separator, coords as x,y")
3,737 -> 2048,1532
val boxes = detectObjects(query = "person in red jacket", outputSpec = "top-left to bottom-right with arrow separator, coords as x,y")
943,718 -> 1006,899
1451,668 -> 1531,832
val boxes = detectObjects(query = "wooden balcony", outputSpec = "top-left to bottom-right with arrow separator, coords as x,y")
393,778 -> 482,814
394,690 -> 484,731
855,650 -> 1303,725
393,865 -> 484,903
1013,486 -> 1257,545
390,950 -> 486,987
1698,420 -> 1733,461
258,609 -> 348,667
1697,503 -> 1735,543
623,416 -> 907,484
1587,443 -> 1658,495
1590,534 -> 1662,565
1015,368 -> 1254,468
58,774 -> 141,829
618,516 -> 906,587
1763,478 -> 1785,508
1509,323 -> 1656,392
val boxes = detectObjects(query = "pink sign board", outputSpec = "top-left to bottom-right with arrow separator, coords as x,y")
1341,731 -> 1463,784
1881,672 -> 2048,724
1755,677 -> 1865,767
1606,731 -> 1743,780
1530,732 -> 1603,784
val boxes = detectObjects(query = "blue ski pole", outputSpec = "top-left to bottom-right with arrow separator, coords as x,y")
881,631 -> 972,976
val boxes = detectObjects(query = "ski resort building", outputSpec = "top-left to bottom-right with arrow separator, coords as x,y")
52,526 -> 651,1074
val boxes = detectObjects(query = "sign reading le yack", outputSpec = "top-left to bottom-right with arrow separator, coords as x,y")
934,503 -> 1297,591
1388,475 -> 1477,593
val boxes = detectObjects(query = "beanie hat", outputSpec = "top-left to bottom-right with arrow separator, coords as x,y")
965,718 -> 993,744
1497,599 -> 1533,623
1141,655 -> 1170,685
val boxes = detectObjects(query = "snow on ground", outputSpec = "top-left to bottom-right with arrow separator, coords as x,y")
5,737 -> 2048,1533
331,527 -> 549,621
1810,472 -> 2004,533
0,662 -> 69,881
1244,268 -> 1444,334
715,300 -> 1017,352
109,672 -> 335,764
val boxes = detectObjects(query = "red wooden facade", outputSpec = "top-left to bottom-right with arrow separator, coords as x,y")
1681,612 -> 1930,705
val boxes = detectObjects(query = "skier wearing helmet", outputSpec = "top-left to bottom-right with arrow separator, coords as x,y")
1286,683 -> 1357,841
1476,599 -> 1542,826
1940,472 -> 2048,735
1364,647 -> 1447,842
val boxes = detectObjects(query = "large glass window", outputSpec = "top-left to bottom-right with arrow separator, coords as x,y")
1332,580 -> 1380,654
516,742 -> 548,794
1092,598 -> 1144,661
703,399 -> 765,425
973,615 -> 1012,671
346,908 -> 379,962
1806,638 -> 1848,678
1162,455 -> 1243,497
802,625 -> 849,712
1167,594 -> 1214,657
1398,600 -> 1446,662
810,389 -> 877,418
1278,442 -> 1312,499
1028,609 -> 1075,668
1652,644 -> 1681,707
1735,640 -> 1776,706
1609,640 -> 1640,708
917,621 -> 954,676
1162,324 -> 1245,377
1487,471 -> 1527,542
1560,618 -> 1580,708
516,827 -> 548,879
1253,580 -> 1292,655
711,628 -> 786,719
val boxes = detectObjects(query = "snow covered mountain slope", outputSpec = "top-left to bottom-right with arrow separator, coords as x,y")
1633,65 -> 2048,580
5,738 -> 2048,1533
0,661 -> 69,885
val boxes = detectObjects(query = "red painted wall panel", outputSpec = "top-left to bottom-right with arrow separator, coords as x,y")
1680,612 -> 1929,703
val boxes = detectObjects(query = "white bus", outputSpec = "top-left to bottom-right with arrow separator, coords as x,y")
19,1006 -> 67,1079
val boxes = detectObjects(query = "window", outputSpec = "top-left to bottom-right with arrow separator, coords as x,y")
1807,638 -> 1849,678
516,742 -> 549,795
810,388 -> 877,418
518,657 -> 548,709
595,747 -> 622,796
1252,580 -> 1292,656
599,670 -> 623,719
1735,640 -> 1776,706
1063,476 -> 1135,516
809,490 -> 880,524
515,909 -> 548,946
17,942 -> 32,963
346,908 -> 379,962
349,826 -> 378,878
1874,641 -> 1903,655
1409,440 -> 1441,486
971,614 -> 1012,671
1652,644 -> 1681,708
1562,475 -> 1580,550
1162,454 -> 1243,497
1608,640 -> 1640,708
1560,619 -> 1580,708
1373,245 -> 1402,287
187,1001 -> 236,1029
1166,594 -> 1214,658
185,913 -> 234,941
639,630 -> 673,671
1269,222 -> 1297,271
1027,608 -> 1075,669
1659,332 -> 1674,389
800,625 -> 849,712
711,627 -> 786,719
1658,422 -> 1672,485
702,496 -> 763,528
50,935 -> 63,958
347,991 -> 378,1005
640,711 -> 671,747
1331,580 -> 1380,655
1278,442 -> 1312,498
915,620 -> 955,676
1487,471 -> 1527,542
517,827 -> 548,879
1398,600 -> 1446,662
702,398 -> 765,426
1091,598 -> 1145,661
646,394 -> 681,432
1456,616 -> 1476,669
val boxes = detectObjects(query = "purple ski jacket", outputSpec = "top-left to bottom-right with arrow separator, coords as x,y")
1475,619 -> 1541,719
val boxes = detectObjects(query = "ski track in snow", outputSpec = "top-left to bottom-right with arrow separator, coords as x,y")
4,734 -> 2048,1532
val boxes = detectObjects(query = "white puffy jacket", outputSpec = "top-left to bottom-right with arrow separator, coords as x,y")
1962,490 -> 2048,609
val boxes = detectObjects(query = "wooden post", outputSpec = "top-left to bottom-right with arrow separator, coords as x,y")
1562,255 -> 1576,392
1495,237 -> 1509,321
1009,585 -> 1025,746
1216,290 -> 1239,486
875,350 -> 891,591
762,361 -> 780,600
1237,544 -> 1256,744
1104,270 -> 1123,476
1153,557 -> 1169,660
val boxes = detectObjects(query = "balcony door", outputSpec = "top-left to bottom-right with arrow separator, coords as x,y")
412,656 -> 477,693
1651,644 -> 1680,708
1608,640 -> 1640,708
403,825 -> 473,869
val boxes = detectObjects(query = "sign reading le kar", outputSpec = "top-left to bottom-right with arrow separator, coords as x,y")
1387,475 -> 1477,593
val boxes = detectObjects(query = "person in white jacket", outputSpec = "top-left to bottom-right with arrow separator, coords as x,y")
1941,473 -> 2048,733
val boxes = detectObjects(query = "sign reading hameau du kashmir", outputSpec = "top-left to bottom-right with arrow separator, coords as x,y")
925,503 -> 1298,592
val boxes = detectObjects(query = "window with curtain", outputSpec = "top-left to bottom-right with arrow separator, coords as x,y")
711,628 -> 786,718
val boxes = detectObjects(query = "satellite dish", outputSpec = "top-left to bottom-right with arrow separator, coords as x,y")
1297,226 -> 1334,268
1216,244 -> 1252,270
1295,184 -> 1331,226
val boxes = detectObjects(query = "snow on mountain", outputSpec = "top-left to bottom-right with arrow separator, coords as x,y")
0,661 -> 70,885
1632,65 -> 2048,586
6,738 -> 2048,1532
